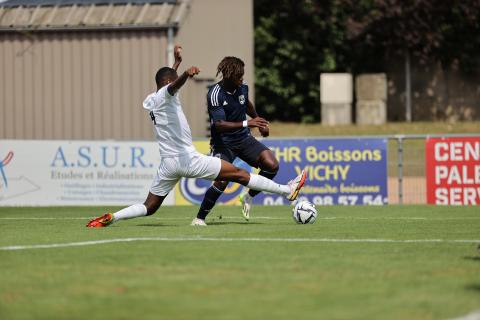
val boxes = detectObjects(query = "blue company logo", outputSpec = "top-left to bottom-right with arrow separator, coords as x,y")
179,158 -> 252,205
0,151 -> 14,188
50,145 -> 153,169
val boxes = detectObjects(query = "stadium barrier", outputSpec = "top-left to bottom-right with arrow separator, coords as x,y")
0,134 -> 478,206
387,134 -> 480,205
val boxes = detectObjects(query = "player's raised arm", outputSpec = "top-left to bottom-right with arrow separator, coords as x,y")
172,45 -> 182,71
167,66 -> 200,95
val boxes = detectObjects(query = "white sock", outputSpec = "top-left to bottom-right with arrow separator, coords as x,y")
113,204 -> 147,222
246,174 -> 290,196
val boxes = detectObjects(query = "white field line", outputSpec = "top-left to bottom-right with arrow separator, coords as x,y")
0,237 -> 479,251
1,216 -> 480,221
451,310 -> 480,320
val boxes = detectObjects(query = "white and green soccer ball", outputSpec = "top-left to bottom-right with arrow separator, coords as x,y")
292,200 -> 317,224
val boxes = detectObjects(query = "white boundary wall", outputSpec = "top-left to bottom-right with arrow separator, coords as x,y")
0,140 -> 175,206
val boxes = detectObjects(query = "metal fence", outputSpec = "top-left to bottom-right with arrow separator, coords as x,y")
387,133 -> 479,204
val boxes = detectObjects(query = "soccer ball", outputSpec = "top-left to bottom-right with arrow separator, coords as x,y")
292,200 -> 317,224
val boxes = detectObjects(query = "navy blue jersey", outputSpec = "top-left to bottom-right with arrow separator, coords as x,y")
207,82 -> 250,146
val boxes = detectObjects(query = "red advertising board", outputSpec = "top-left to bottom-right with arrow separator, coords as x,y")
425,137 -> 480,205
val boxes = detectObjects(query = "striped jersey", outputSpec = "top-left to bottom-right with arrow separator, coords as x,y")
207,82 -> 250,146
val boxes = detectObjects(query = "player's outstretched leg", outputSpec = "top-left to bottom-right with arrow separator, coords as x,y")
240,150 -> 279,220
86,193 -> 165,228
193,181 -> 227,226
217,160 -> 306,202
285,171 -> 307,201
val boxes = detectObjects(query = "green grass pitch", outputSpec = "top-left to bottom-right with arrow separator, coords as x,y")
0,205 -> 479,320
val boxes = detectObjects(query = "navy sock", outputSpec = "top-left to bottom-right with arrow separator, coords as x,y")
197,185 -> 224,220
248,170 -> 278,197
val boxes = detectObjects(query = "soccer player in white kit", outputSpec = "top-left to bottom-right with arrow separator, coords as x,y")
87,47 -> 306,227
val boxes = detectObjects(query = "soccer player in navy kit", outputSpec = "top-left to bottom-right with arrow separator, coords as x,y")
87,48 -> 306,228
193,56 -> 280,225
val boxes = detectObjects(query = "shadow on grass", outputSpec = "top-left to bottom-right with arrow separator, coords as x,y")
463,256 -> 480,262
136,223 -> 175,227
465,284 -> 480,292
207,221 -> 263,225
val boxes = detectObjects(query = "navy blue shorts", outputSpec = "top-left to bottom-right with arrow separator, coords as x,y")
211,135 -> 270,168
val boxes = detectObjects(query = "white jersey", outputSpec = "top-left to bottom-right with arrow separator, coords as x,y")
143,84 -> 196,157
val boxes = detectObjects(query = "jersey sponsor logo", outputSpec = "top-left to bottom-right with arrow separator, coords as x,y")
239,95 -> 245,105
178,158 -> 252,205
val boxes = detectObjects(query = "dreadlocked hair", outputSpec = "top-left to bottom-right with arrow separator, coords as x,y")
216,56 -> 245,80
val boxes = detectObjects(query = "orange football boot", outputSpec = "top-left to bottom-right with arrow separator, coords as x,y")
86,213 -> 114,228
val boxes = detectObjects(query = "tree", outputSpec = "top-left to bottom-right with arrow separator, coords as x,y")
254,0 -> 480,122
254,0 -> 351,122
344,0 -> 480,72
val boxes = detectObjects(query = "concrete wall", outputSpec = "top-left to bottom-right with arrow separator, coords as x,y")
176,0 -> 254,136
176,0 -> 254,97
356,74 -> 387,125
320,73 -> 352,125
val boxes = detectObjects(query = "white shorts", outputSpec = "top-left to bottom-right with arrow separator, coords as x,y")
150,151 -> 222,196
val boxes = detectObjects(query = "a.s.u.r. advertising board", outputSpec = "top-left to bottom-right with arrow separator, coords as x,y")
0,140 -> 174,206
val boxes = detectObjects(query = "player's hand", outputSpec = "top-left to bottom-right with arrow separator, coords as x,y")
185,66 -> 200,77
259,125 -> 269,137
174,45 -> 182,63
248,117 -> 269,129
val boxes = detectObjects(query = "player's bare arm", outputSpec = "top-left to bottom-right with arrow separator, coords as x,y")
213,117 -> 269,133
247,99 -> 269,137
167,66 -> 200,95
258,123 -> 270,137
172,45 -> 182,71
246,99 -> 259,118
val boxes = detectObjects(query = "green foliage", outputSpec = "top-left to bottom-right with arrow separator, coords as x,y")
254,0 -> 480,121
254,0 -> 351,122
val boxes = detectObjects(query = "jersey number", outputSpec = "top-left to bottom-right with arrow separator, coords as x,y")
149,111 -> 156,125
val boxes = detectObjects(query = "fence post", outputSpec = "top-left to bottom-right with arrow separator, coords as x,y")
405,49 -> 412,122
396,135 -> 404,205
